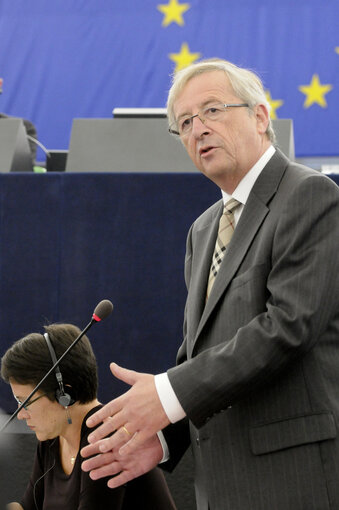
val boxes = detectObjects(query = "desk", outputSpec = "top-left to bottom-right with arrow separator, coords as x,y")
0,172 -> 218,411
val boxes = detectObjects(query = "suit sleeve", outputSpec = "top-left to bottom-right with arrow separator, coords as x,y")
167,172 -> 339,429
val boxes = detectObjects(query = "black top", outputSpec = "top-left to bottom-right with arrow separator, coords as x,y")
20,405 -> 176,510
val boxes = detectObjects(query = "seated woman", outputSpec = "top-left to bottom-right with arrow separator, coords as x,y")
1,323 -> 176,510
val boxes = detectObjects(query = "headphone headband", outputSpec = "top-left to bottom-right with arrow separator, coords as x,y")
43,333 -> 75,408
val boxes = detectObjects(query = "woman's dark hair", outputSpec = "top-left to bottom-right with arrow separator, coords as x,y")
0,324 -> 98,404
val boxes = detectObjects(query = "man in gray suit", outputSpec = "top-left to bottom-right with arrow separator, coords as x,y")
81,59 -> 339,509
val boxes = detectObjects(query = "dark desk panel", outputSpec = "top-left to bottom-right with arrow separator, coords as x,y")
329,174 -> 339,186
0,173 -> 219,411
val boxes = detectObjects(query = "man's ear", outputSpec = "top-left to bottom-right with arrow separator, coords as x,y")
255,103 -> 270,135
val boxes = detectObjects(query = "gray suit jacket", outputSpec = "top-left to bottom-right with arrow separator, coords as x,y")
165,149 -> 339,510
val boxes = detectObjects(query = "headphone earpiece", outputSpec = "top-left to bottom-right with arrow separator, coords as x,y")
43,333 -> 76,408
55,387 -> 75,408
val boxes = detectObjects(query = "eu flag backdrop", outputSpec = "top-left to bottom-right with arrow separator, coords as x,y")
0,0 -> 338,159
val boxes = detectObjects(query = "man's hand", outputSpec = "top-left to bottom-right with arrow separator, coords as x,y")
81,434 -> 163,488
83,362 -> 170,457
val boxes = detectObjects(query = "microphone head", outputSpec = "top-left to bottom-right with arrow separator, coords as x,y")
92,300 -> 113,322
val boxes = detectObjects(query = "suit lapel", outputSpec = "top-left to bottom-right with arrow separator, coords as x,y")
191,149 -> 289,348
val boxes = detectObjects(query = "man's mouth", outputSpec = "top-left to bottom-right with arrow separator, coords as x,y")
199,146 -> 216,156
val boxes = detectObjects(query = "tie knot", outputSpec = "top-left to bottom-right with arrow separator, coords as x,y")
224,198 -> 241,215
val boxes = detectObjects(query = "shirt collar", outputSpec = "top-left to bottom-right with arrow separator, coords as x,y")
222,145 -> 276,205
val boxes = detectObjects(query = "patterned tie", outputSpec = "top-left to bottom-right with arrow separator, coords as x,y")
206,198 -> 241,299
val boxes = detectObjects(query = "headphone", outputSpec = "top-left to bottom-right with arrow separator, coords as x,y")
43,333 -> 75,408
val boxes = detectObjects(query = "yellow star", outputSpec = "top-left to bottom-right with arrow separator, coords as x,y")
169,42 -> 201,72
335,47 -> 339,55
298,74 -> 333,108
265,90 -> 283,119
157,0 -> 190,27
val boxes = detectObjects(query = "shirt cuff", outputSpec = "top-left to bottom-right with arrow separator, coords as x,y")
154,372 -> 186,423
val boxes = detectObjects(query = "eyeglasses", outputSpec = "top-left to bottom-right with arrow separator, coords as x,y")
169,103 -> 249,137
14,393 -> 47,411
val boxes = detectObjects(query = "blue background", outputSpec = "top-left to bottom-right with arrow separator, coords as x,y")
0,0 -> 339,159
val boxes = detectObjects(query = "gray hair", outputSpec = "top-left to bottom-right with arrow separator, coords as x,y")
166,58 -> 276,143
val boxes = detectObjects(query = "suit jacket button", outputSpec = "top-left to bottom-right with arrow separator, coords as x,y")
196,437 -> 200,446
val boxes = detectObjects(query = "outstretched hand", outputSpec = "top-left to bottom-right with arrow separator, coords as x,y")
81,362 -> 170,482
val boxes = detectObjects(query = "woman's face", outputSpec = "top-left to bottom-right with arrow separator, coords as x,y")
10,381 -> 65,441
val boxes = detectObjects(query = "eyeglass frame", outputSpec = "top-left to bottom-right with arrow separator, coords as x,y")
168,102 -> 250,136
14,392 -> 48,411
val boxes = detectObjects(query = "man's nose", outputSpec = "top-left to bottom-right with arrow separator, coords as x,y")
191,114 -> 210,138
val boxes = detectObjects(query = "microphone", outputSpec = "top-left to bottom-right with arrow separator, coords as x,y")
0,299 -> 113,433
26,134 -> 51,160
92,299 -> 114,322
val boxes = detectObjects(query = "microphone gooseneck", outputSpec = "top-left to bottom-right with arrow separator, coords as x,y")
0,299 -> 113,433
26,134 -> 51,159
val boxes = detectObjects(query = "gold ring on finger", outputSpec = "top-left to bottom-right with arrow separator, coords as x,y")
122,425 -> 131,437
